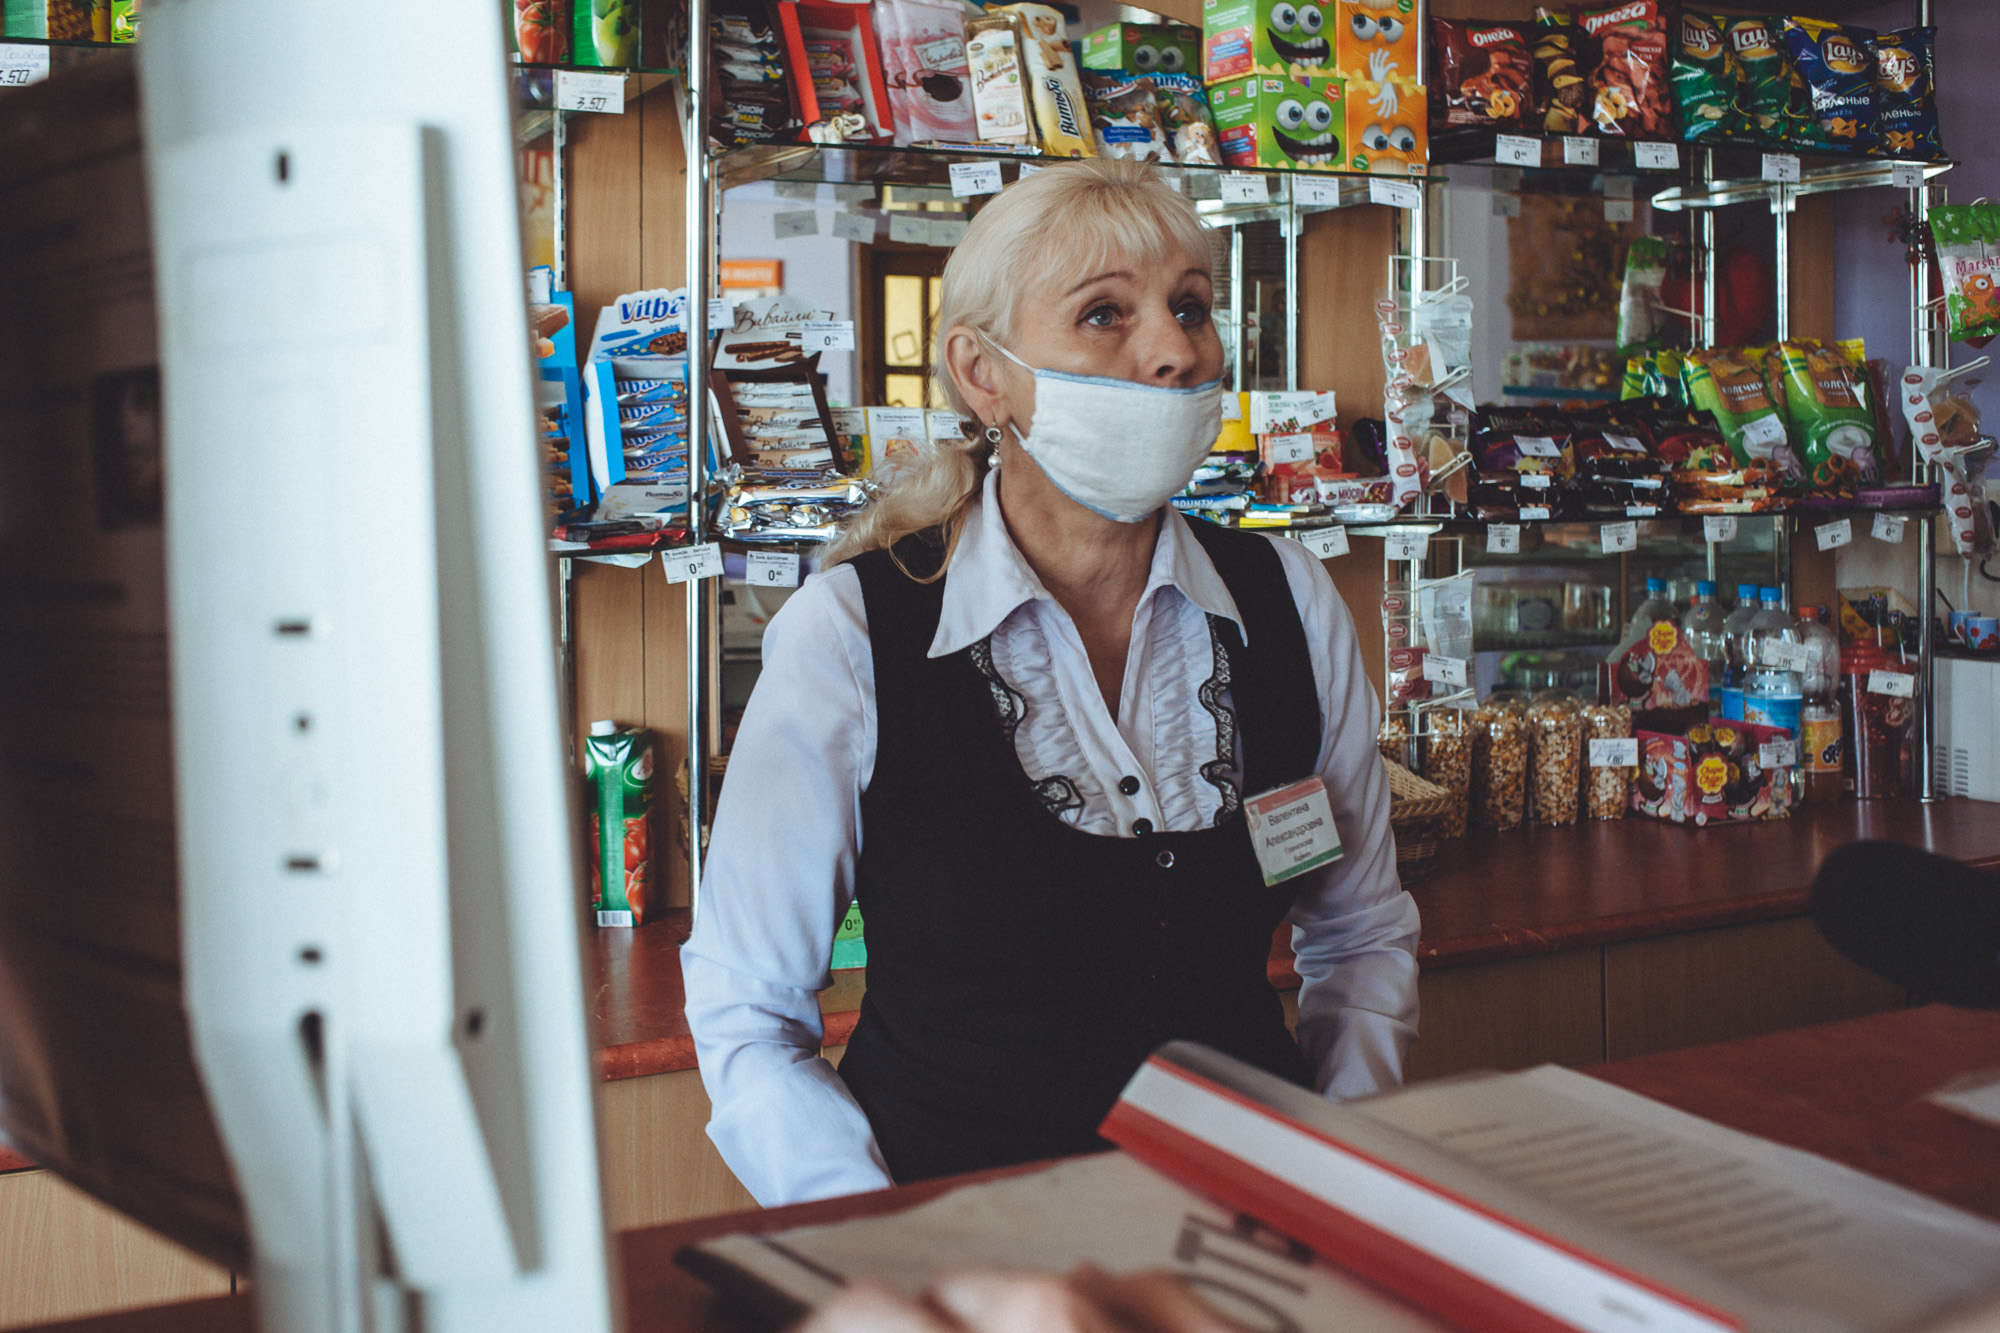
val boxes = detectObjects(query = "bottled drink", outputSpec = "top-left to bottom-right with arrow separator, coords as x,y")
1681,580 -> 1730,706
1742,589 -> 1803,740
1796,605 -> 1844,803
1629,577 -> 1674,638
1719,582 -> 1762,716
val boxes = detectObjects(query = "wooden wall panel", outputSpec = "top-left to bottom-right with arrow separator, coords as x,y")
1404,949 -> 1605,1082
641,575 -> 693,908
1299,204 -> 1398,428
1787,193 -> 1837,344
0,1171 -> 230,1330
598,1069 -> 756,1230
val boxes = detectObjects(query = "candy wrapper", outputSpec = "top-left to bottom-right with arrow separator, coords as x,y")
1725,16 -> 1797,142
585,724 -> 656,927
1081,72 -> 1172,161
997,3 -> 1097,158
1770,341 -> 1879,487
873,0 -> 978,145
1780,18 -> 1877,153
1530,9 -> 1588,135
1432,18 -> 1531,130
1900,365 -> 1988,558
965,12 -> 1037,147
711,5 -> 800,148
1671,11 -> 1748,142
1152,73 -> 1221,165
1683,347 -> 1803,479
1874,27 -> 1943,160
589,287 -> 690,379
1930,203 -> 2000,344
1581,0 -> 1671,139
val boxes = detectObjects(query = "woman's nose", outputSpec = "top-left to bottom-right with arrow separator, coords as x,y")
1133,307 -> 1203,385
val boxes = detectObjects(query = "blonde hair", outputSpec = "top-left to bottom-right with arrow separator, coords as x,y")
823,157 -> 1213,575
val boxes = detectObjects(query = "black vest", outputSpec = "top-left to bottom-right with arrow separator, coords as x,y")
837,519 -> 1324,1184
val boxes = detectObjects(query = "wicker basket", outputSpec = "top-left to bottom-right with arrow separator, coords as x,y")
1385,757 -> 1450,882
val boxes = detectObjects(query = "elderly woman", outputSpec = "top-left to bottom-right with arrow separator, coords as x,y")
682,157 -> 1418,1207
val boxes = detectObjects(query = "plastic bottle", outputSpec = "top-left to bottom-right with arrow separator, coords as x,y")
1719,582 -> 1762,717
1742,589 -> 1803,740
1681,580 -> 1730,706
1796,605 -> 1844,803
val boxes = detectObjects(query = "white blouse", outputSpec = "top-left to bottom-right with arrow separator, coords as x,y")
681,468 -> 1421,1206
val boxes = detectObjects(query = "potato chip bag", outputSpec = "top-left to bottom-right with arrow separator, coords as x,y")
1531,8 -> 1589,135
1772,341 -> 1880,486
1874,27 -> 1944,160
1930,203 -> 2000,344
1671,11 -> 1748,142
1581,0 -> 1672,139
1684,347 -> 1803,479
1724,15 -> 1797,141
1781,18 -> 1877,152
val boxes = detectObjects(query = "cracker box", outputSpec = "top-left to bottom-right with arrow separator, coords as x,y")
1210,73 -> 1347,171
1082,22 -> 1202,77
1344,77 -> 1428,174
1203,0 -> 1334,84
1631,720 -> 1796,826
1332,0 -> 1418,82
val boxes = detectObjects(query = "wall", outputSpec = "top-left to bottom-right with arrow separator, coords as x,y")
717,180 -> 858,403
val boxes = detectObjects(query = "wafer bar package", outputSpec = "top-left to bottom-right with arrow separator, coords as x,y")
965,12 -> 1037,147
1781,18 -> 1876,152
999,3 -> 1097,157
1672,11 -> 1748,142
585,722 -> 656,928
1873,27 -> 1943,160
1581,0 -> 1671,139
1432,18 -> 1530,130
711,3 -> 800,147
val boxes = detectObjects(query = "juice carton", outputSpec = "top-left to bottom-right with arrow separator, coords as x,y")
584,722 -> 656,927
1344,77 -> 1428,174
1210,72 -> 1347,171
1082,22 -> 1201,77
1202,0 -> 1334,85
1332,0 -> 1418,82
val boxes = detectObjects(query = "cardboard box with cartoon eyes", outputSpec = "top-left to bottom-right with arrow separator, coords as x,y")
1082,22 -> 1202,78
1332,0 -> 1418,83
1345,77 -> 1427,175
1202,0 -> 1334,84
1209,73 -> 1347,171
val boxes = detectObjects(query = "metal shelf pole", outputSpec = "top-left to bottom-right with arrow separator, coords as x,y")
684,0 -> 715,910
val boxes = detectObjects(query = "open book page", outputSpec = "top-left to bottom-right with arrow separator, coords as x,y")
683,1152 -> 1447,1332
1351,1066 -> 2000,1333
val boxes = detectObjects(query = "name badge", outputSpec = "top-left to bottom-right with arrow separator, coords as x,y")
1244,777 -> 1344,887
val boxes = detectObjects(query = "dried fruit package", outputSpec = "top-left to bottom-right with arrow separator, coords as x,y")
1530,8 -> 1589,135
1771,340 -> 1880,487
1671,10 -> 1748,142
1929,203 -> 2000,344
1874,27 -> 1944,160
1081,72 -> 1172,161
1724,15 -> 1798,142
1432,18 -> 1531,130
1580,0 -> 1671,138
873,0 -> 979,145
1780,18 -> 1877,152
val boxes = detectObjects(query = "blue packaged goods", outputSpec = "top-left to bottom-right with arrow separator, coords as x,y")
1780,18 -> 1877,152
1873,27 -> 1943,159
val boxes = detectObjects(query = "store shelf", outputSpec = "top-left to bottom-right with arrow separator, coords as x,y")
1651,156 -> 1954,212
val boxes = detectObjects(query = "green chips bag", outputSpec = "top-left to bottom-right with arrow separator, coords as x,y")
1931,203 -> 2000,344
1725,15 -> 1798,142
1772,341 -> 1879,486
1684,347 -> 1803,480
1673,11 -> 1747,142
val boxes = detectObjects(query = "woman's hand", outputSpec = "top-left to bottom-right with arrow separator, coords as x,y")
795,1265 -> 1249,1333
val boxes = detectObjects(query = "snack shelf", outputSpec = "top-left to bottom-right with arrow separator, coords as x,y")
1650,156 -> 1954,211
1432,127 -> 1950,187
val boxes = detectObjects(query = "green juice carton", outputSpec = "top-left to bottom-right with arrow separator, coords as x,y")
1203,0 -> 1333,85
1081,22 -> 1201,78
1210,72 -> 1346,170
573,0 -> 639,67
584,721 -> 656,927
830,901 -> 866,970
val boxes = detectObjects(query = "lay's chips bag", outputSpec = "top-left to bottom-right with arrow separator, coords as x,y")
1672,11 -> 1749,142
1874,27 -> 1944,160
1781,18 -> 1877,152
1725,16 -> 1799,142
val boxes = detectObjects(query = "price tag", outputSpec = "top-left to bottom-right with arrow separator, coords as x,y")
1514,435 -> 1560,458
927,217 -> 970,246
707,298 -> 737,331
1741,414 -> 1788,451
1602,175 -> 1636,200
1703,515 -> 1738,544
1520,506 -> 1552,521
800,320 -> 856,352
1266,433 -> 1314,464
1758,740 -> 1797,768
1601,520 -> 1639,553
1294,526 -> 1350,559
1589,736 -> 1639,768
1492,191 -> 1523,219
833,183 -> 877,203
1422,656 -> 1469,688
1891,162 -> 1925,190
1604,432 -> 1646,454
1867,669 -> 1915,698
1384,529 -> 1430,563
772,179 -> 820,201
1488,524 -> 1521,554
745,550 -> 802,587
1762,152 -> 1800,183
1563,136 -> 1600,166
1520,472 -> 1552,489
887,213 -> 929,244
772,210 -> 819,239
1495,134 -> 1541,167
1626,505 -> 1659,518
0,45 -> 50,87
1815,518 -> 1853,551
1871,512 -> 1907,543
1369,179 -> 1424,210
948,160 -> 1004,197
1221,174 -> 1270,203
831,211 -> 876,243
1634,141 -> 1680,170
1764,640 -> 1810,671
1016,162 -> 1044,179
1604,199 -> 1635,223
662,543 -> 724,585
555,69 -> 626,112
1294,176 -> 1343,207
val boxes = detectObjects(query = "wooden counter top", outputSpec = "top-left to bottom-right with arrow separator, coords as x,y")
592,798 -> 2000,1081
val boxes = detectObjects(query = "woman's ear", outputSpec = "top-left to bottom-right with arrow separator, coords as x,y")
942,326 -> 1007,430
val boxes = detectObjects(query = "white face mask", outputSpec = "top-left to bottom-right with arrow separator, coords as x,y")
987,338 -> 1225,524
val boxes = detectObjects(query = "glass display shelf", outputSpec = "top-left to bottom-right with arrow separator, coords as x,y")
1433,126 -> 1949,186
1348,503 -> 1940,536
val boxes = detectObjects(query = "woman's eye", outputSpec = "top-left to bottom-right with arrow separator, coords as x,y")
1082,305 -> 1118,327
1176,301 -> 1211,325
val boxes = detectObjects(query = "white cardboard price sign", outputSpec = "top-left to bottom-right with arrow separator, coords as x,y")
1762,153 -> 1800,182
1871,512 -> 1907,543
1704,515 -> 1738,544
1764,640 -> 1810,671
1422,656 -> 1469,688
707,299 -> 737,331
832,183 -> 877,203
772,210 -> 819,239
1520,505 -> 1552,521
1740,415 -> 1787,451
1520,472 -> 1552,489
662,544 -> 725,585
1604,199 -> 1635,223
887,213 -> 928,244
1634,141 -> 1680,170
1493,192 -> 1523,218
926,217 -> 970,246
948,161 -> 1003,197
1815,518 -> 1853,551
1495,134 -> 1540,167
1369,179 -> 1424,210
1220,174 -> 1270,203
1563,136 -> 1600,166
1891,162 -> 1925,190
1602,175 -> 1636,200
1868,669 -> 1915,698
1384,529 -> 1430,563
1487,524 -> 1521,554
1515,435 -> 1561,458
1016,162 -> 1044,179
1266,433 -> 1314,464
745,550 -> 801,587
0,45 -> 50,87
1759,740 -> 1798,768
555,69 -> 626,112
800,320 -> 855,352
1294,176 -> 1343,207
772,180 -> 820,201
1294,526 -> 1350,559
1601,520 -> 1639,554
831,211 -> 876,243
1589,737 -> 1639,768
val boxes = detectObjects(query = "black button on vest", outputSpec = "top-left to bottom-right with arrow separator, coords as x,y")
836,520 -> 1324,1185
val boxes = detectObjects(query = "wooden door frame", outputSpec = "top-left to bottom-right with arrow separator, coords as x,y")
857,243 -> 951,409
